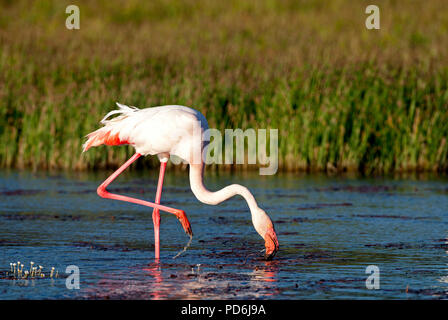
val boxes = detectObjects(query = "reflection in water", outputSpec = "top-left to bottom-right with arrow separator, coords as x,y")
85,259 -> 280,299
142,260 -> 280,299
437,237 -> 448,289
255,262 -> 278,283
142,262 -> 164,300
247,261 -> 279,297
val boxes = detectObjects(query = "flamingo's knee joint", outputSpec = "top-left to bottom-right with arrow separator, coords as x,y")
97,186 -> 107,198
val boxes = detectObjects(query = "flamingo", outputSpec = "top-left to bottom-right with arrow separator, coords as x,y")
83,103 -> 279,260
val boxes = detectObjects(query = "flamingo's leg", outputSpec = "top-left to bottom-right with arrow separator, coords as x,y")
152,161 -> 167,260
96,153 -> 193,237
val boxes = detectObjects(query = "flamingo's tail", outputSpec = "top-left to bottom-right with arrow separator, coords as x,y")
82,102 -> 139,152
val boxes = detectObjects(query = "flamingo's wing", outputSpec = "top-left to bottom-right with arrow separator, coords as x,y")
129,105 -> 206,158
82,103 -> 140,151
83,103 -> 207,158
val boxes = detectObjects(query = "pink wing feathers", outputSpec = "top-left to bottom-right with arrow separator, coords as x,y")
82,103 -> 138,152
82,129 -> 130,152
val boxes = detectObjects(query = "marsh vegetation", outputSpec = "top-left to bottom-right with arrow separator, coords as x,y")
0,0 -> 447,173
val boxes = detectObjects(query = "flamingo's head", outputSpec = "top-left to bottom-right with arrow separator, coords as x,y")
253,208 -> 279,260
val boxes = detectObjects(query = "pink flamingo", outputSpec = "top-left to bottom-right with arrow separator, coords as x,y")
83,103 -> 279,260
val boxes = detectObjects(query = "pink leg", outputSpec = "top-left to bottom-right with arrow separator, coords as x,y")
96,153 -> 192,258
152,161 -> 167,260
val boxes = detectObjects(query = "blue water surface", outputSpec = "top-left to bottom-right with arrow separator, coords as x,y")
0,169 -> 447,299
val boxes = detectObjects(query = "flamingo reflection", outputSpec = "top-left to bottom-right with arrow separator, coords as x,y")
87,259 -> 279,299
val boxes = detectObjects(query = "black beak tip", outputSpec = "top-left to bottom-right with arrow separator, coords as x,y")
264,248 -> 278,261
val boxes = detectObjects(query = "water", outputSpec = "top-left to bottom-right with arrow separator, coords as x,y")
0,169 -> 447,299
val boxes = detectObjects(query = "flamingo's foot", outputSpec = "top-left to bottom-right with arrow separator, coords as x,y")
175,210 -> 193,236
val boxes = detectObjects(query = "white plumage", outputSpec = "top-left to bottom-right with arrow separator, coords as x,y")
83,103 -> 279,260
83,103 -> 208,163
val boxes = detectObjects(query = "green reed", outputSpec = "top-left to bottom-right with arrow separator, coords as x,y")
0,0 -> 447,173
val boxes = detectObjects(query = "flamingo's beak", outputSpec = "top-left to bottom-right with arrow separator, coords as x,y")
264,227 -> 279,260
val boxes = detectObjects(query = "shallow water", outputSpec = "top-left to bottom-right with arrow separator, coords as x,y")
0,169 -> 447,299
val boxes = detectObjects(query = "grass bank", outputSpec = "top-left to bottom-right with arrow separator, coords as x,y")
0,0 -> 447,173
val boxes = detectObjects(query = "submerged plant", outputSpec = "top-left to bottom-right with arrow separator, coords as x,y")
3,261 -> 58,281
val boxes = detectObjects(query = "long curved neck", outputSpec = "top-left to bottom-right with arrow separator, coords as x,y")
189,163 -> 259,213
